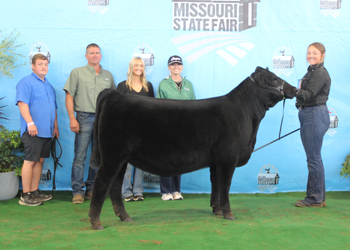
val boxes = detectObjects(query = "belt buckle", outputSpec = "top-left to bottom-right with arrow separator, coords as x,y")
298,106 -> 303,111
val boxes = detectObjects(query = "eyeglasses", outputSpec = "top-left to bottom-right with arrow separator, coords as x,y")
307,52 -> 321,56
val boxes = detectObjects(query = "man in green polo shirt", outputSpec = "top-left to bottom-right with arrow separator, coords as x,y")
63,43 -> 116,204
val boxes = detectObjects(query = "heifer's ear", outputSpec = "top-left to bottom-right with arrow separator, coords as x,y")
255,66 -> 264,73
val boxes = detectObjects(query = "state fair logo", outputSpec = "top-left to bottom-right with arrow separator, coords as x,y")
88,0 -> 109,14
257,164 -> 280,193
327,106 -> 339,137
132,44 -> 155,75
171,0 -> 260,66
319,0 -> 342,18
28,42 -> 51,66
272,46 -> 295,78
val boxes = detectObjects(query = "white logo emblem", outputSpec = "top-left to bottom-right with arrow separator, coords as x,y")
28,42 -> 51,66
171,32 -> 254,66
327,106 -> 338,137
272,46 -> 295,77
88,0 -> 109,14
319,0 -> 342,18
257,164 -> 279,193
132,44 -> 155,75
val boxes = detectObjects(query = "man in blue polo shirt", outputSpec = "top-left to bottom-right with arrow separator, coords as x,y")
16,54 -> 59,206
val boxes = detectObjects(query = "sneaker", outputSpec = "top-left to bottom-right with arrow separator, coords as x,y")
19,192 -> 43,206
134,195 -> 144,201
161,193 -> 173,201
124,196 -> 134,202
73,194 -> 84,204
31,189 -> 52,202
172,192 -> 184,200
85,192 -> 92,200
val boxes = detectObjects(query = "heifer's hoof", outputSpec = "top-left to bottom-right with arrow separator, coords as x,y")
122,217 -> 133,222
93,225 -> 104,230
212,208 -> 223,216
224,212 -> 236,220
91,222 -> 104,230
119,213 -> 132,222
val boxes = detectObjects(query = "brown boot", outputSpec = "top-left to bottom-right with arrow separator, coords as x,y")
296,199 -> 327,207
295,199 -> 325,207
73,194 -> 84,204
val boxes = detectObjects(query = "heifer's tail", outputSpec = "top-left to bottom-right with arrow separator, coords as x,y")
90,88 -> 120,168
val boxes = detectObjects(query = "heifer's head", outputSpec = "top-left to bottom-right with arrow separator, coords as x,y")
250,67 -> 296,108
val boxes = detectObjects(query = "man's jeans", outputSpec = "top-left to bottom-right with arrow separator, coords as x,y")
71,112 -> 97,196
122,163 -> 144,198
299,105 -> 330,204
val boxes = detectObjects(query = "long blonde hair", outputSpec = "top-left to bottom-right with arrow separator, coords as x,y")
125,57 -> 149,92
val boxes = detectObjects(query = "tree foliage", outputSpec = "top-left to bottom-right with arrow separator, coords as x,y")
0,30 -> 26,78
0,96 -> 8,121
340,154 -> 350,178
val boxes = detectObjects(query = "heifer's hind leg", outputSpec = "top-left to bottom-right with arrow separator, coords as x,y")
109,163 -> 132,222
217,164 -> 236,220
89,161 -> 123,230
210,167 -> 222,215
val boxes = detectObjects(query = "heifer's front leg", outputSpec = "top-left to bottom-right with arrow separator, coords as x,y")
217,165 -> 236,220
89,162 -> 121,230
210,167 -> 222,215
109,163 -> 132,222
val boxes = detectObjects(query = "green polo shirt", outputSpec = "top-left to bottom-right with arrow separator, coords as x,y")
63,64 -> 116,113
156,76 -> 196,100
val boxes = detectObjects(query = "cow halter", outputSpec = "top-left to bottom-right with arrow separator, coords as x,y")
249,74 -> 292,153
275,81 -> 285,99
249,74 -> 285,99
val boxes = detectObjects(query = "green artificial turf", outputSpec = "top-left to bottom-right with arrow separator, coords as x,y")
1,191 -> 349,250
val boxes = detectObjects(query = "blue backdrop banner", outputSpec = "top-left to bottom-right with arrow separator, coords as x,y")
1,0 -> 349,194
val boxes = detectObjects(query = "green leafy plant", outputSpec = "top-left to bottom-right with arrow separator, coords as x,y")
0,96 -> 9,121
340,154 -> 350,178
0,125 -> 24,176
0,29 -> 26,78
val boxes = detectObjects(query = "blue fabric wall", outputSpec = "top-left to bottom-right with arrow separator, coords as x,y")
1,0 -> 349,193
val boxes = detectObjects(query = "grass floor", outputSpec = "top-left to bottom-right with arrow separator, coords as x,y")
1,191 -> 350,250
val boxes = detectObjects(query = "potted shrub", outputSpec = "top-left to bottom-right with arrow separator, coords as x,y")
340,154 -> 350,179
0,125 -> 24,200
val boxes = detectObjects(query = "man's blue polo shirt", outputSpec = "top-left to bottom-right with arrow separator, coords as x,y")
16,73 -> 57,138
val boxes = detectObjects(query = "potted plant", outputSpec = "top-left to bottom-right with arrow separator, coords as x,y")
0,30 -> 26,200
0,125 -> 24,200
340,154 -> 350,179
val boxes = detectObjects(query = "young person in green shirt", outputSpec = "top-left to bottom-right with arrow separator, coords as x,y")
156,55 -> 196,201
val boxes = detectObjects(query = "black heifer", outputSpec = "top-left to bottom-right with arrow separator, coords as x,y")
89,67 -> 296,230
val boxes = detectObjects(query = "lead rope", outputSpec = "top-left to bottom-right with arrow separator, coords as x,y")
278,98 -> 286,138
253,99 -> 300,153
51,136 -> 63,196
